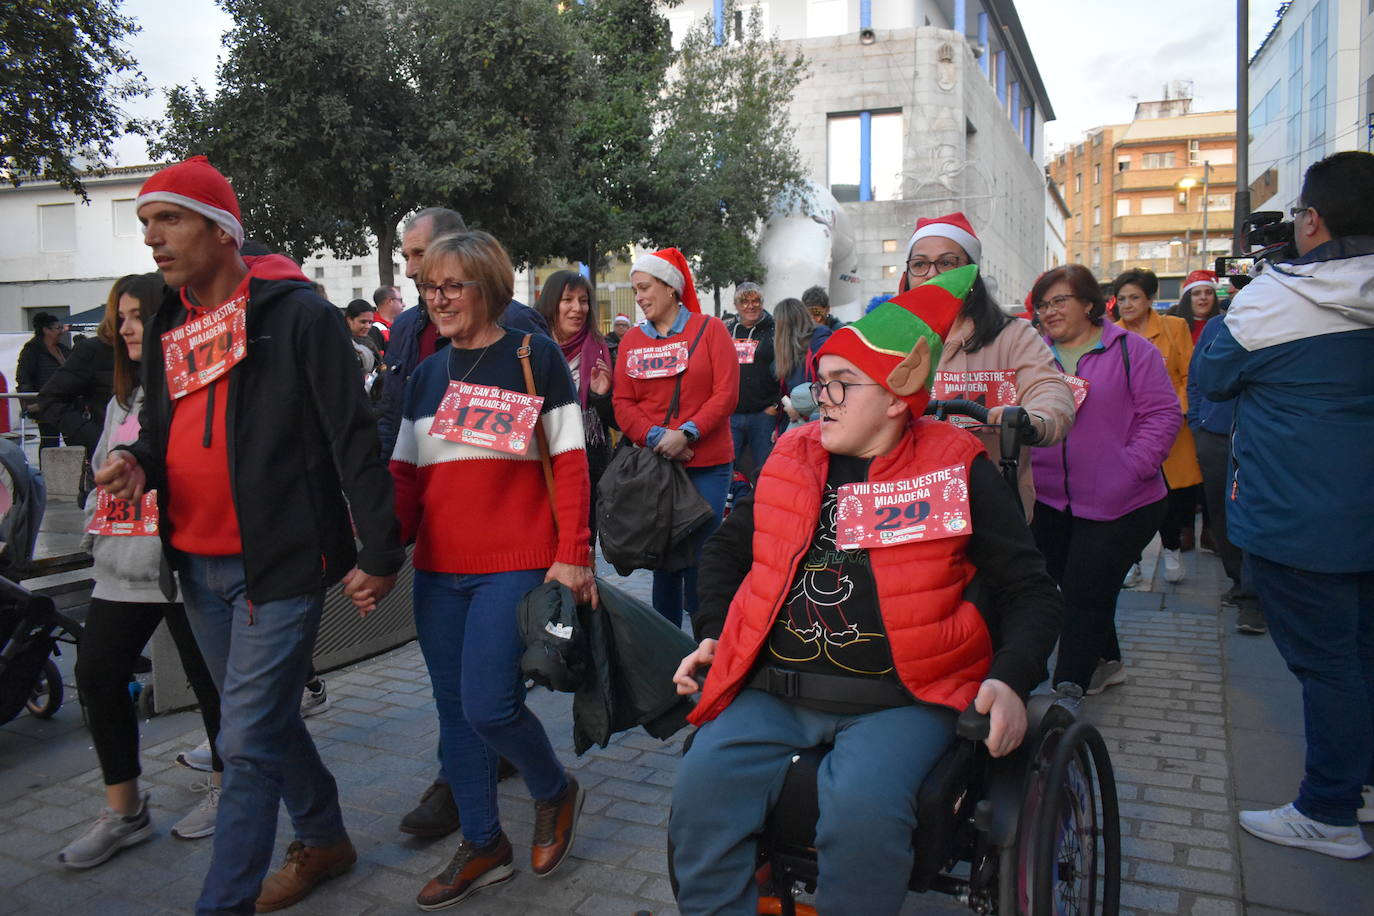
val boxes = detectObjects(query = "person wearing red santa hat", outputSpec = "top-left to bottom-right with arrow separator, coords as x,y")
900,212 -> 1076,517
613,247 -> 739,626
94,155 -> 403,914
1170,269 -> 1223,344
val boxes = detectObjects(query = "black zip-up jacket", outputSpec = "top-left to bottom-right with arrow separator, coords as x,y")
36,336 -> 114,454
730,312 -> 779,415
121,263 -> 404,603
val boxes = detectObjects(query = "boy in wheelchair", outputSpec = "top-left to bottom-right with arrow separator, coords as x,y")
670,267 -> 1063,915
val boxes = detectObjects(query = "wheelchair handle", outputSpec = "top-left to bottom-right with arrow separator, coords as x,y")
956,702 -> 991,741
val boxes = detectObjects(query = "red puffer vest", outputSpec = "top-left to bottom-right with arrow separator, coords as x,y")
689,418 -> 992,725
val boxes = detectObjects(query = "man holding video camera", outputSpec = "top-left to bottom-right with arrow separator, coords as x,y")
1196,150 -> 1374,859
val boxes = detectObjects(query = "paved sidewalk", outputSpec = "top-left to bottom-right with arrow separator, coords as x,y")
0,546 -> 1369,915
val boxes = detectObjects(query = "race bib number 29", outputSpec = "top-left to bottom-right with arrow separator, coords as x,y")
429,381 -> 544,456
834,465 -> 972,550
162,296 -> 248,400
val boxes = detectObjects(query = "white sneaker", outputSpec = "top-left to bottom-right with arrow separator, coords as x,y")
171,781 -> 220,840
1239,803 -> 1372,859
1122,563 -> 1143,589
1360,786 -> 1374,824
175,739 -> 214,772
301,678 -> 331,718
1086,659 -> 1127,696
58,794 -> 154,869
1162,549 -> 1184,583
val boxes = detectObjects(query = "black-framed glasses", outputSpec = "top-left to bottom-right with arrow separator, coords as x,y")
1289,205 -> 1312,220
809,378 -> 882,405
418,280 -> 480,301
1034,294 -> 1080,314
906,255 -> 966,276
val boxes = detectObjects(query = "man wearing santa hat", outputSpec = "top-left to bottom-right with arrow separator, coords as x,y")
96,155 -> 404,913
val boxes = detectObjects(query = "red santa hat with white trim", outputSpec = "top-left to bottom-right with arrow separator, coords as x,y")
136,155 -> 244,249
630,247 -> 700,313
1180,269 -> 1218,297
906,211 -> 982,263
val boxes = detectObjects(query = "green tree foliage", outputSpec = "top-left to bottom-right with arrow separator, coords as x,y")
1,0 -> 149,199
154,0 -> 422,285
642,2 -> 808,294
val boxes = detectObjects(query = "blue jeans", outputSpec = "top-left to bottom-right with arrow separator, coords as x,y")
179,555 -> 345,916
652,462 -> 732,628
412,568 -> 566,846
730,412 -> 775,480
1246,553 -> 1374,826
670,689 -> 955,916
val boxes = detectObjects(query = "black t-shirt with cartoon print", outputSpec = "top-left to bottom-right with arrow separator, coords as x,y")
764,454 -> 899,708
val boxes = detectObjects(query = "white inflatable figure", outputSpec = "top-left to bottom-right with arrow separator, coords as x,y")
758,181 -> 862,323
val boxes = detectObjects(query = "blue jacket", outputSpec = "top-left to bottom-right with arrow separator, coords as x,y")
1194,236 -> 1374,573
378,299 -> 548,458
1186,315 -> 1233,435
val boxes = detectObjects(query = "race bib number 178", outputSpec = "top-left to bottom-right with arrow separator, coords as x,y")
162,296 -> 248,400
429,381 -> 544,456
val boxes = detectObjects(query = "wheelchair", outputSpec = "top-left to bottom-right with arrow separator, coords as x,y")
660,402 -> 1120,915
665,693 -> 1120,916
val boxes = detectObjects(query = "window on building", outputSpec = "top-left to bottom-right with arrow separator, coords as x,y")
1116,199 -> 1131,217
314,267 -> 325,279
1074,213 -> 1082,231
1140,196 -> 1173,215
1141,152 -> 1176,169
1094,164 -> 1101,184
730,4 -> 769,41
112,198 -> 139,237
1205,194 -> 1232,211
1288,23 -> 1306,157
1251,81 -> 1281,130
352,287 -> 363,299
1198,147 -> 1234,166
1310,0 -> 1328,148
1139,241 -> 1172,259
1115,243 -> 1130,261
1117,155 -> 1131,172
1091,247 -> 1101,268
1092,206 -> 1101,226
1074,173 -> 1082,193
827,110 -> 903,203
882,264 -> 900,279
807,0 -> 846,37
39,203 -> 76,252
1022,105 -> 1034,153
881,239 -> 899,253
23,305 -> 70,333
351,264 -> 363,277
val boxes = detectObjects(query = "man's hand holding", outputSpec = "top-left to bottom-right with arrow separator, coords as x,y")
974,678 -> 1026,758
94,451 -> 146,502
673,638 -> 717,695
343,568 -> 397,616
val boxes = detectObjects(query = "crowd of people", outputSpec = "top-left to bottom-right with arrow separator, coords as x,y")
23,148 -> 1371,916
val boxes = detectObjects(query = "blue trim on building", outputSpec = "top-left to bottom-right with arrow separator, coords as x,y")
860,0 -> 872,29
859,111 -> 873,202
995,50 -> 1007,104
977,13 -> 989,75
713,0 -> 724,45
954,0 -> 966,33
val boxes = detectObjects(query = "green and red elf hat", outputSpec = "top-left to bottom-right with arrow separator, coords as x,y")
816,264 -> 977,414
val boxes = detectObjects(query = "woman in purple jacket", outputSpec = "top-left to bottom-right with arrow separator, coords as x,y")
1028,265 -> 1180,700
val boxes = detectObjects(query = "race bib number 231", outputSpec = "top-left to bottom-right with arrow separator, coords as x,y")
87,490 -> 159,537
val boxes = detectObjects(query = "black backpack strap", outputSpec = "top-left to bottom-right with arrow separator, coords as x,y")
1119,334 -> 1132,391
663,314 -> 711,425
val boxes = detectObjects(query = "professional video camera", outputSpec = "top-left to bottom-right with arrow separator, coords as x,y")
1215,210 -> 1298,289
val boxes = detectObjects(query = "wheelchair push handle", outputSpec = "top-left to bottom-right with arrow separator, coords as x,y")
955,702 -> 991,741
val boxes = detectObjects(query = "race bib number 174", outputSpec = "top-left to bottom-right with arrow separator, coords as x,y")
834,465 -> 973,550
162,297 -> 248,400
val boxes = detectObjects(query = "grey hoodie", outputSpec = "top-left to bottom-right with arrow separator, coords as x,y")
85,386 -> 177,603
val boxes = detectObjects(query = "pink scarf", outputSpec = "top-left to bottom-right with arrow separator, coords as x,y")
558,325 -> 611,407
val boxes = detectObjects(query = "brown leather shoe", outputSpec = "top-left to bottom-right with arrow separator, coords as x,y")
416,833 -> 515,910
255,837 -> 356,912
530,775 -> 584,877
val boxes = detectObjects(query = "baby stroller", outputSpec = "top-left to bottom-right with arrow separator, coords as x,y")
0,437 -> 78,723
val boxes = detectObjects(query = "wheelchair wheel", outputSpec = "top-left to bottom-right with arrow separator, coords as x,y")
26,658 -> 62,719
1026,721 -> 1120,916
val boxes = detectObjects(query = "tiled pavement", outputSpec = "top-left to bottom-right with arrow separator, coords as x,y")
0,545 -> 1369,915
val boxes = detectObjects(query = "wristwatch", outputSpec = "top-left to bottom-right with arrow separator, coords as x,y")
681,427 -> 699,443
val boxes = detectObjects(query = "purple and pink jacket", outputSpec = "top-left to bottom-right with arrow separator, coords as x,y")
1030,320 -> 1180,522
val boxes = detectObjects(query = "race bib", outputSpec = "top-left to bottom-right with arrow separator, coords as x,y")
429,381 -> 543,456
1064,375 -> 1090,410
87,490 -> 160,537
834,465 -> 972,550
162,296 -> 248,400
933,369 -> 1019,427
624,341 -> 689,379
734,338 -> 760,364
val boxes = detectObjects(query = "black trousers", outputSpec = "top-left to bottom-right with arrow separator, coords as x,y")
76,597 -> 223,785
1158,485 -> 1200,551
1194,429 -> 1245,586
1032,498 -> 1167,689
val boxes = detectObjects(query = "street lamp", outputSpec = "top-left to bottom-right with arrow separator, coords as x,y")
1176,163 -> 1212,271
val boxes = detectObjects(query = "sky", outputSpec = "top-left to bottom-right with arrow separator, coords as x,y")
109,0 -> 1285,163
